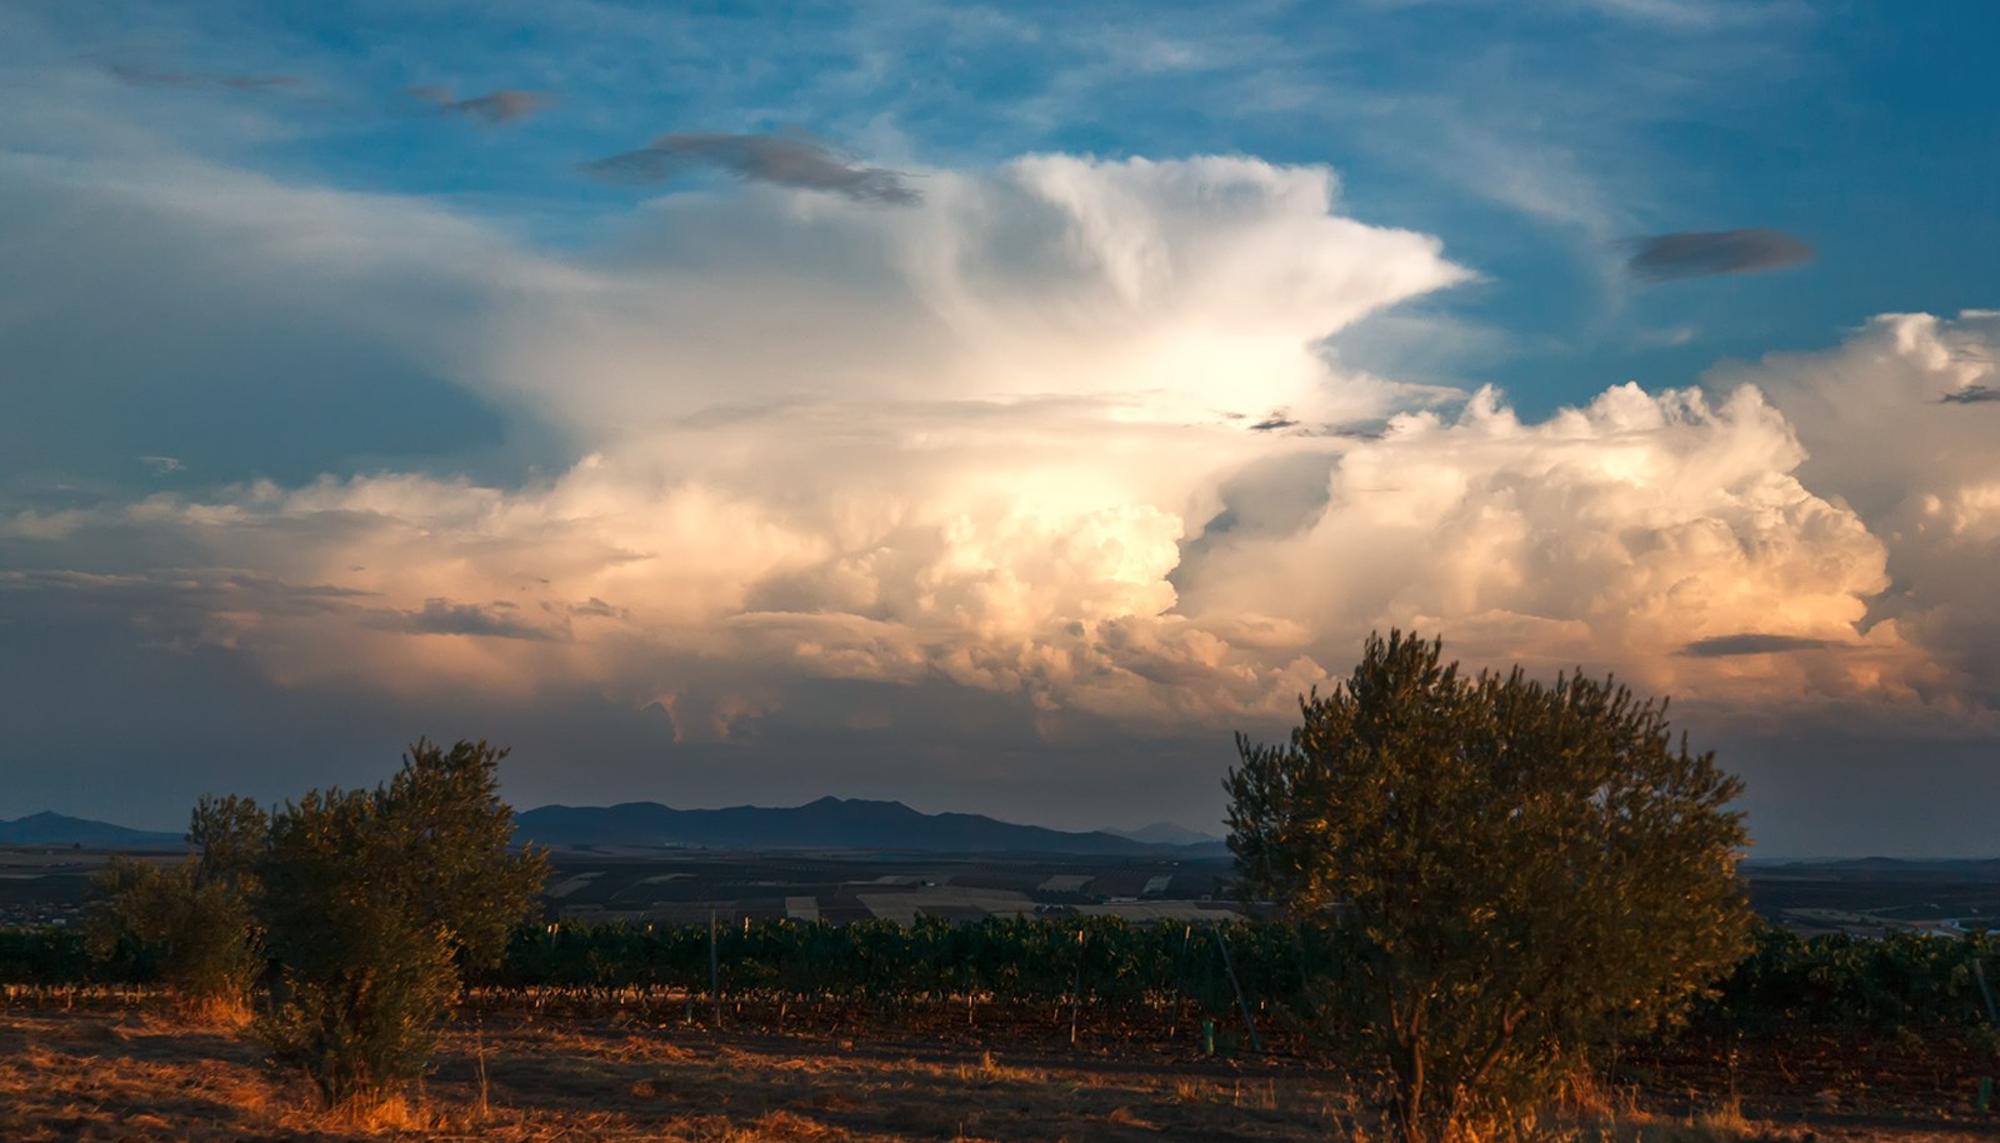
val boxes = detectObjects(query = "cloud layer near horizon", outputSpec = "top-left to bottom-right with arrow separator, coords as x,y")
4,145 -> 1998,846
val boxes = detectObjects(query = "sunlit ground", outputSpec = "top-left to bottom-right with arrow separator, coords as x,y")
2,999 -> 1991,1142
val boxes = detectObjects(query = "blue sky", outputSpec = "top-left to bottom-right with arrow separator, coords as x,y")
3,1 -> 1998,854
8,1 -> 1995,486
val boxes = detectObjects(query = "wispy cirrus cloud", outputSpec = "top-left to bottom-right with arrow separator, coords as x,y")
106,60 -> 297,92
1627,228 -> 1814,281
583,132 -> 920,205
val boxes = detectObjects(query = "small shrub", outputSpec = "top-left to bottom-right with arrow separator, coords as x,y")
89,794 -> 268,1022
259,913 -> 460,1108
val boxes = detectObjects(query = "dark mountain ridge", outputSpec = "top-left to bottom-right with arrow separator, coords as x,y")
0,811 -> 183,848
515,796 -> 1229,856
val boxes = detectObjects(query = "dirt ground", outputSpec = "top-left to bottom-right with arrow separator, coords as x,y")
2,1002 -> 1996,1141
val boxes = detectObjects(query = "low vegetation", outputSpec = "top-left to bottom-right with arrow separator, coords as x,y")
86,859 -> 260,1024
80,738 -> 547,1114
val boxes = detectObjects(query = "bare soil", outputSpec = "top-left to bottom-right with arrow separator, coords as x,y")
1,999 -> 1995,1141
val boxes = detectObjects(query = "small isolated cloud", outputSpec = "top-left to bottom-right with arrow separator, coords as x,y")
136,455 -> 182,476
108,61 -> 297,92
583,132 -> 920,205
1941,385 -> 2000,405
1679,633 -> 1838,658
1627,228 -> 1814,281
398,598 -> 554,640
408,86 -> 548,124
1249,415 -> 1299,432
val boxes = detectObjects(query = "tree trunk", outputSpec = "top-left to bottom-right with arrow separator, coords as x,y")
1392,1013 -> 1428,1143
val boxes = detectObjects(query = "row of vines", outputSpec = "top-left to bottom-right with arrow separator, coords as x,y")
5,918 -> 1998,1039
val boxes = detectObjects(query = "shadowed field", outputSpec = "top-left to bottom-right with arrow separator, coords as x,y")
3,1003 -> 1995,1142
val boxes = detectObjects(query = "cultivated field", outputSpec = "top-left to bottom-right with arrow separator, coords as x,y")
2,996 -> 1994,1142
12,846 -> 2000,1139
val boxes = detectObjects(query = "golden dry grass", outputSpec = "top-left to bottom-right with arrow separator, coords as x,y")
0,1003 -> 1989,1142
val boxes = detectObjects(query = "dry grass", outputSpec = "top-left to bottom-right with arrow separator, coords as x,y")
0,1003 -> 1989,1141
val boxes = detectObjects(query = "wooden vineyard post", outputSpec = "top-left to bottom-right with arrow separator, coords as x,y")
709,909 -> 721,1028
1071,926 -> 1084,1047
474,1015 -> 491,1120
1976,959 -> 1999,1113
1210,923 -> 1262,1054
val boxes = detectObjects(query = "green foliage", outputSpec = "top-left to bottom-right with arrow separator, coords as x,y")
85,795 -> 271,1017
1226,631 -> 1755,1141
482,914 -> 1304,1021
254,738 -> 548,1106
1701,925 -> 2000,1038
12,913 -> 2000,1056
87,857 -> 261,1015
188,793 -> 269,890
0,925 -> 106,984
258,908 -> 461,1107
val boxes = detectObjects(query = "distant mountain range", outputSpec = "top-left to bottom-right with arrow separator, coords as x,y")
0,811 -> 183,848
515,797 -> 1230,857
1106,822 -> 1223,847
1743,856 -> 2000,881
0,800 -> 1228,857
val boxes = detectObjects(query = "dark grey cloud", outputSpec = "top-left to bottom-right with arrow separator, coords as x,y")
108,61 -> 298,92
1248,415 -> 1299,432
1627,228 -> 1814,281
1941,384 -> 2000,405
408,86 -> 547,124
583,133 -> 920,205
1678,633 -> 1837,658
0,569 -> 368,655
396,598 -> 555,640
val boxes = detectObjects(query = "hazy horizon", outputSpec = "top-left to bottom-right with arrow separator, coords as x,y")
4,2 -> 1998,858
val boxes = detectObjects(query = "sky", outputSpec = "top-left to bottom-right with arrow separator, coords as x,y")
1,1 -> 1996,856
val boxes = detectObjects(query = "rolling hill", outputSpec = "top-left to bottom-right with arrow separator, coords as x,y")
0,811 -> 183,848
515,796 -> 1228,856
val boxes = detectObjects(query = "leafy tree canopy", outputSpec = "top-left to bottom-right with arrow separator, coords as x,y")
1227,631 -> 1754,1141
255,738 -> 548,1105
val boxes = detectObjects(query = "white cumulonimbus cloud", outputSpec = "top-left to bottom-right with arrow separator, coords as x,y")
4,150 -> 1997,749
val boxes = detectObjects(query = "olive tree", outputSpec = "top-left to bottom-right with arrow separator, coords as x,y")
255,739 -> 547,1107
1226,631 -> 1753,1141
90,794 -> 269,1021
188,793 -> 271,889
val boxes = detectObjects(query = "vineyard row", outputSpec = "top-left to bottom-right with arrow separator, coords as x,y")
4,917 -> 1997,1038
